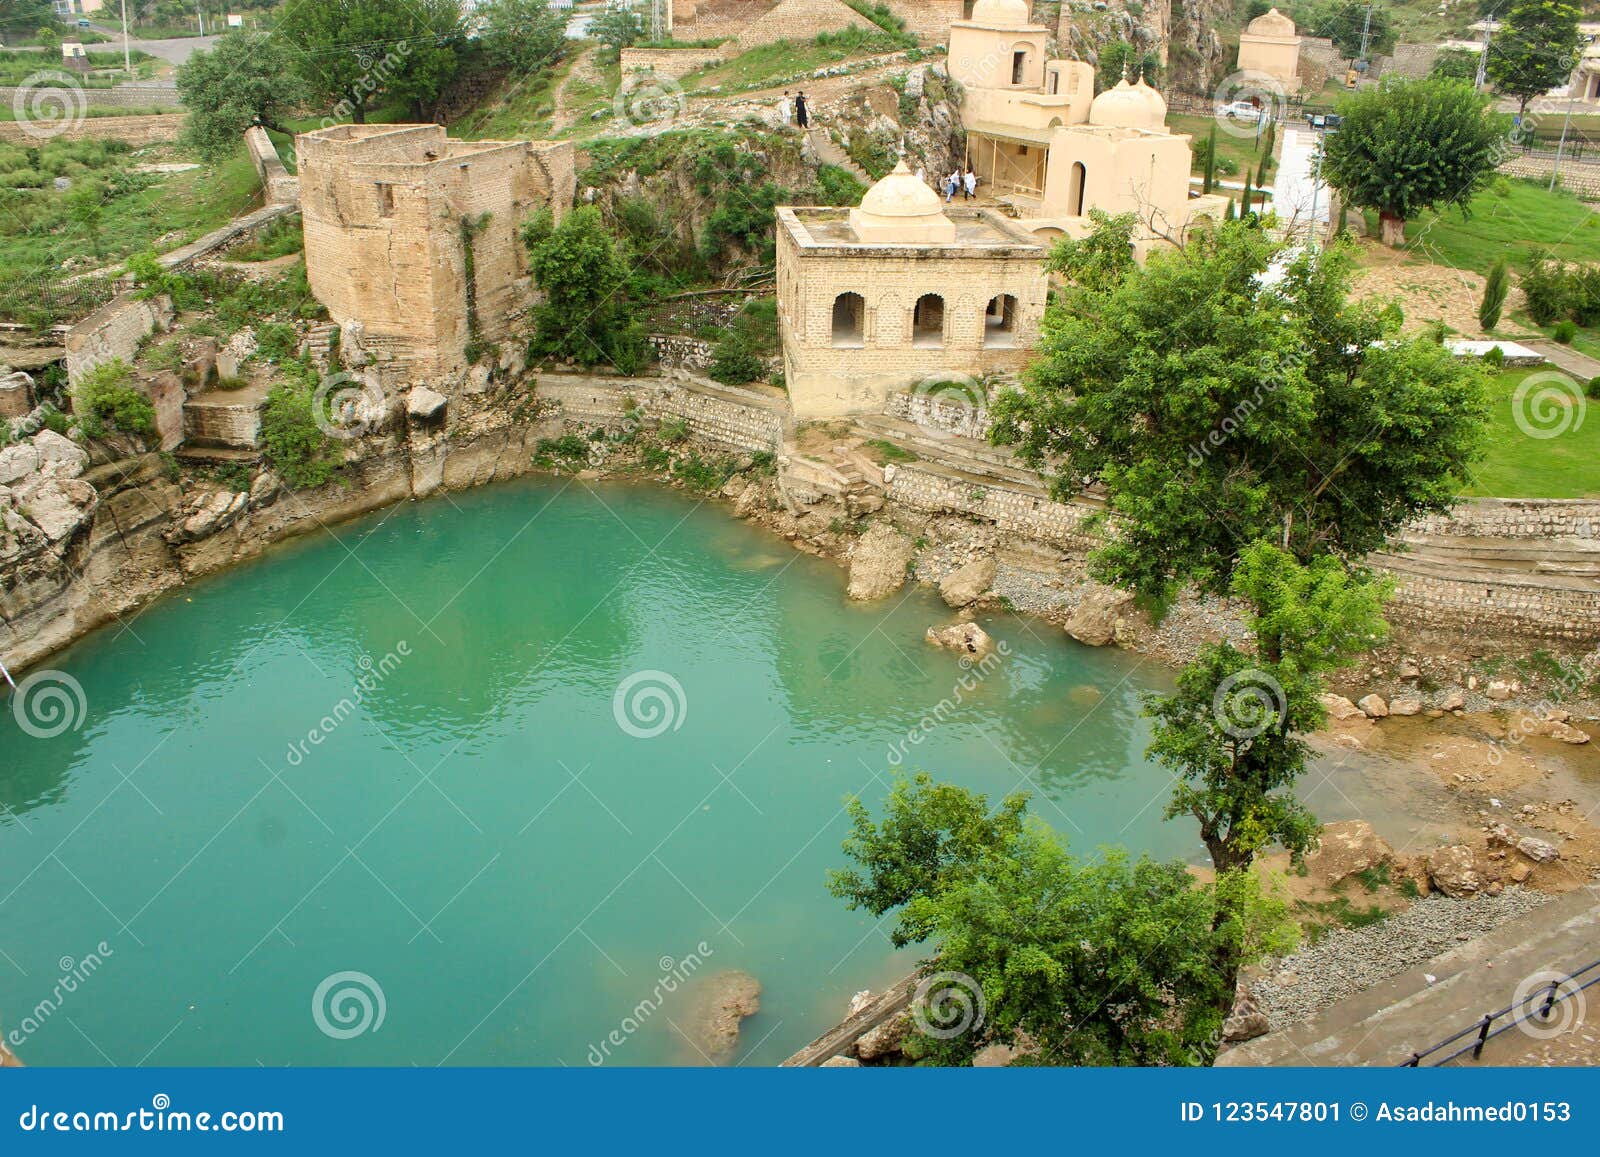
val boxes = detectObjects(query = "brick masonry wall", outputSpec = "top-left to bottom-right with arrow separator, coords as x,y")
536,372 -> 788,453
1383,574 -> 1600,644
0,112 -> 182,146
1407,497 -> 1600,540
885,388 -> 994,439
1500,155 -> 1600,200
65,293 -> 172,386
731,0 -> 876,51
885,461 -> 1100,553
244,126 -> 298,205
884,0 -> 965,44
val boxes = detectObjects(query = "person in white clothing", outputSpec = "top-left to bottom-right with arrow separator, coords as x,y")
962,168 -> 976,199
778,91 -> 792,125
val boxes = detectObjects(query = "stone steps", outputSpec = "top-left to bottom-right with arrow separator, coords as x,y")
850,413 -> 1045,490
806,127 -> 872,186
173,446 -> 262,465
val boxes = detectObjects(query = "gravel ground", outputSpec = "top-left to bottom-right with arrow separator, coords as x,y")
1252,890 -> 1553,1029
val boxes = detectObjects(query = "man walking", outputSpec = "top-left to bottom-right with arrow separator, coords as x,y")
794,90 -> 809,128
779,91 -> 792,126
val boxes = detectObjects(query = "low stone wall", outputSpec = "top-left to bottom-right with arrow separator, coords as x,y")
1407,497 -> 1600,540
619,46 -> 725,79
0,111 -> 182,146
1499,155 -> 1600,200
649,334 -> 716,372
536,371 -> 787,454
1383,571 -> 1600,645
65,293 -> 173,386
244,126 -> 298,206
0,83 -> 182,110
885,388 -> 994,440
884,461 -> 1098,554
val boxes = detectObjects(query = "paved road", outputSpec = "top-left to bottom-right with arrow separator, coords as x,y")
87,23 -> 217,66
1523,339 -> 1600,382
1271,126 -> 1330,240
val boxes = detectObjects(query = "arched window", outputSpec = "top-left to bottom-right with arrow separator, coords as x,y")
1068,161 -> 1087,217
912,294 -> 945,348
984,294 -> 1017,347
1012,50 -> 1027,86
831,292 -> 865,347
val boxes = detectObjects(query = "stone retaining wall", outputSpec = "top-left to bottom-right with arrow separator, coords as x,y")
884,461 -> 1098,553
244,126 -> 298,206
619,46 -> 725,78
649,333 -> 717,371
1383,572 -> 1600,645
537,371 -> 787,454
0,111 -> 182,146
0,83 -> 182,110
1407,497 -> 1600,540
65,293 -> 173,386
1499,155 -> 1600,199
885,388 -> 994,440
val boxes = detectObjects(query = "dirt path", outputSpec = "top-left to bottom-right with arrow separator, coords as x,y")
551,45 -> 603,135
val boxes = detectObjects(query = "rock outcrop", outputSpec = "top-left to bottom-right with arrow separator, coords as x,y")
1064,586 -> 1134,647
938,555 -> 996,608
684,969 -> 761,1064
1424,845 -> 1482,898
925,621 -> 995,658
846,522 -> 914,601
1303,820 -> 1395,888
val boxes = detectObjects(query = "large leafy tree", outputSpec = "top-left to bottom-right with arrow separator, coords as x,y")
1320,76 -> 1507,246
0,1 -> 56,41
828,777 -> 1296,1064
523,206 -> 649,372
277,0 -> 466,123
1315,1 -> 1396,65
176,31 -> 310,160
1487,0 -> 1582,116
473,0 -> 567,75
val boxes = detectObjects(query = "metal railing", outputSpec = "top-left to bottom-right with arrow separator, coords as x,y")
1401,957 -> 1600,1066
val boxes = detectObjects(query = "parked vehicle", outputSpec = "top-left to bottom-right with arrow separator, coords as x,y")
1221,100 -> 1261,120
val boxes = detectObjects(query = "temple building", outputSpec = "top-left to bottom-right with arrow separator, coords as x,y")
947,0 -> 1226,256
1236,8 -> 1303,92
776,161 -> 1047,418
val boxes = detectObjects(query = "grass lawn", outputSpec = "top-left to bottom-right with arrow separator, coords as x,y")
453,53 -> 581,141
1460,368 -> 1599,499
1166,112 -> 1270,181
679,32 -> 911,95
1399,179 -> 1600,275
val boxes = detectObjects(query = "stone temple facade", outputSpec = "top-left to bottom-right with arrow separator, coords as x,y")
948,0 -> 1226,257
297,124 -> 575,387
776,161 -> 1047,418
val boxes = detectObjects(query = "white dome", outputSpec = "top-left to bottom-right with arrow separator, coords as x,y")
969,0 -> 1032,28
1089,78 -> 1162,129
859,159 -> 944,218
1247,7 -> 1297,36
1133,77 -> 1167,122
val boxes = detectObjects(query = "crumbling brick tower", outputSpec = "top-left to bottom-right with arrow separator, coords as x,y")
296,124 -> 576,387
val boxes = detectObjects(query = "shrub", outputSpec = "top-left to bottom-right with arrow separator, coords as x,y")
1481,345 -> 1505,368
1588,375 -> 1600,399
75,360 -> 155,439
708,298 -> 779,386
1554,318 -> 1578,344
252,321 -> 300,363
1478,258 -> 1508,331
1521,253 -> 1573,325
260,384 -> 341,490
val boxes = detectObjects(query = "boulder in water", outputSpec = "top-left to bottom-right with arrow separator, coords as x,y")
683,969 -> 761,1064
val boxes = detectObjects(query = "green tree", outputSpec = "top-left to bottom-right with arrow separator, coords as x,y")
1487,0 -> 1582,116
591,2 -> 643,59
1320,76 -> 1507,246
1202,124 -> 1218,194
278,0 -> 465,123
523,206 -> 649,371
1431,47 -> 1480,82
1480,257 -> 1510,330
1096,39 -> 1162,91
473,0 -> 566,74
828,777 -> 1298,1064
176,31 -> 309,161
0,1 -> 56,40
1316,1 -> 1396,65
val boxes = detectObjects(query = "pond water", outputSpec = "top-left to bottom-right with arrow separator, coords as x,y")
1,477 -> 1201,1066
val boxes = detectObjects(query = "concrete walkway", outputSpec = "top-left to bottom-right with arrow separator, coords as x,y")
1523,339 -> 1600,382
1271,127 -> 1329,239
1220,887 -> 1600,1067
87,23 -> 217,66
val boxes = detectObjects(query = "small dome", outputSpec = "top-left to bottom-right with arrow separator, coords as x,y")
859,159 -> 944,218
1089,78 -> 1161,129
1133,76 -> 1167,122
1247,7 -> 1297,36
969,0 -> 1032,28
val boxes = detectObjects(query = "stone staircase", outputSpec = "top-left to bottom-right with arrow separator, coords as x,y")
176,379 -> 269,466
301,322 -> 340,376
806,127 -> 873,185
850,413 -> 1049,493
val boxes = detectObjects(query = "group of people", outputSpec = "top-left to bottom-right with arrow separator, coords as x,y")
778,90 -> 810,128
940,168 -> 977,201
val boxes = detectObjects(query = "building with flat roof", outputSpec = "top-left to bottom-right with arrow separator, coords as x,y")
776,161 -> 1048,418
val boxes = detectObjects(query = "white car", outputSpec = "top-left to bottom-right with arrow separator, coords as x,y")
1221,100 -> 1262,120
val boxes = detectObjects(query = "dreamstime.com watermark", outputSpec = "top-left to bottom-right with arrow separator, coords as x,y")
16,1095 -> 283,1134
311,372 -> 388,441
9,669 -> 88,739
1484,645 -> 1599,768
1511,370 -> 1587,441
887,640 -> 1010,766
612,669 -> 688,738
586,941 -> 715,1065
10,71 -> 87,141
284,642 -> 411,766
1512,969 -> 1587,1041
613,71 -> 686,134
1212,667 -> 1288,741
311,971 -> 387,1040
912,971 -> 986,1040
5,942 -> 114,1051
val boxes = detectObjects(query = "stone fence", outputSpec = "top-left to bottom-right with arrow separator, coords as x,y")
0,83 -> 182,110
1499,155 -> 1600,200
244,126 -> 299,206
1407,497 -> 1600,540
536,371 -> 788,454
0,111 -> 183,146
619,46 -> 725,79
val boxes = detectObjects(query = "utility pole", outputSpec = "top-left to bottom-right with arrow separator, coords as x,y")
1475,7 -> 1497,92
119,0 -> 131,74
1551,98 -> 1576,191
196,3 -> 205,36
1358,3 -> 1374,62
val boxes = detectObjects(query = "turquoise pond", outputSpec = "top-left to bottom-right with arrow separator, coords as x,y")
1,476 -> 1208,1066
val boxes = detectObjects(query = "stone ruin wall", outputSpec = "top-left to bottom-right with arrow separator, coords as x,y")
0,112 -> 182,147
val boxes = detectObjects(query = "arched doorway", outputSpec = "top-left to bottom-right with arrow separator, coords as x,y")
983,294 -> 1017,347
1068,161 -> 1087,217
912,294 -> 945,348
831,292 -> 865,347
